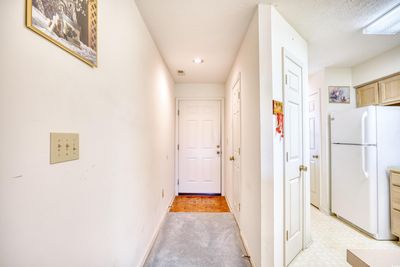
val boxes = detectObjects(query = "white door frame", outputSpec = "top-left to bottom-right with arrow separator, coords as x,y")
282,48 -> 311,266
231,73 -> 242,222
175,98 -> 225,196
309,89 -> 322,209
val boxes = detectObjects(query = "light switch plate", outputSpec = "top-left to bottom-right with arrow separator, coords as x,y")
50,133 -> 79,164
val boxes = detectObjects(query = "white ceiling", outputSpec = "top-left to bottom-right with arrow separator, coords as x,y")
135,0 -> 400,83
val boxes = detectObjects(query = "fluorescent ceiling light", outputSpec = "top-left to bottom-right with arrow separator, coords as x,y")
363,4 -> 400,35
193,58 -> 204,64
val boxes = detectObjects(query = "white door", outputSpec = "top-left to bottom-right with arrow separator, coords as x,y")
178,100 -> 221,194
231,78 -> 242,219
284,53 -> 304,265
309,92 -> 321,208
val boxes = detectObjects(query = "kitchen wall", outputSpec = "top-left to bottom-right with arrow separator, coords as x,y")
310,68 -> 356,215
225,8 -> 261,267
175,83 -> 224,98
259,5 -> 309,266
0,1 -> 175,266
352,45 -> 400,86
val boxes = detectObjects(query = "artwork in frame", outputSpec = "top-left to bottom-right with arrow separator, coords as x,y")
26,0 -> 98,67
329,86 -> 351,104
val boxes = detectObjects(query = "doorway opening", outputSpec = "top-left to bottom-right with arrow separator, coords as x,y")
175,99 -> 224,195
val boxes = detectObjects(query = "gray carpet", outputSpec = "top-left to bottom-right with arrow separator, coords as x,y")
144,213 -> 252,267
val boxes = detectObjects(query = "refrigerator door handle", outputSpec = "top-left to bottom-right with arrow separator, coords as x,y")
362,146 -> 369,179
361,111 -> 368,145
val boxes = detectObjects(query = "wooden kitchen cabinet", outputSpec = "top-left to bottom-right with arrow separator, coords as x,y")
379,74 -> 400,105
390,169 -> 400,239
356,83 -> 379,107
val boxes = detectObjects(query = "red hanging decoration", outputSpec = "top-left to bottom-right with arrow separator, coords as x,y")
276,113 -> 284,139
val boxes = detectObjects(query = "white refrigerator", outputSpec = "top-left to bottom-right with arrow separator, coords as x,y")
331,106 -> 400,240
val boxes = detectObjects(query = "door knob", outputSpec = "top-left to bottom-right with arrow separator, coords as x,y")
217,151 -> 221,155
299,165 -> 308,172
312,155 -> 319,159
229,156 -> 235,161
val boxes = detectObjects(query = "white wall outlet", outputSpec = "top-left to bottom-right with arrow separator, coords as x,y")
50,133 -> 79,164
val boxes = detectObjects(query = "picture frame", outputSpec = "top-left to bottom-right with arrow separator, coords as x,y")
329,86 -> 351,104
273,100 -> 283,115
26,0 -> 98,67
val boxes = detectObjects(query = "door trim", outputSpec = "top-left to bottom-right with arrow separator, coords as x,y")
282,48 -> 310,265
174,98 -> 225,196
309,89 -> 322,209
231,72 -> 242,223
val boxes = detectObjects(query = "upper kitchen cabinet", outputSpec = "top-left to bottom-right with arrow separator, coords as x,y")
356,73 -> 400,108
379,74 -> 400,105
356,83 -> 379,107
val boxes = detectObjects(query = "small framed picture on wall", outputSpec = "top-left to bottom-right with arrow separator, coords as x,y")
329,86 -> 351,104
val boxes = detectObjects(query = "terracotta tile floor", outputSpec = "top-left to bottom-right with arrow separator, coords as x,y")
169,195 -> 230,212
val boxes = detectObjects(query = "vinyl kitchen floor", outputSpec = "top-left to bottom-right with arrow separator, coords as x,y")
290,206 -> 400,266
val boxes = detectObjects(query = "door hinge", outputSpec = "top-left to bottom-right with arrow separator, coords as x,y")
177,179 -> 180,185
238,147 -> 241,155
286,152 -> 289,162
177,144 -> 180,150
238,92 -> 241,99
286,230 -> 289,241
238,203 -> 241,212
285,74 -> 288,85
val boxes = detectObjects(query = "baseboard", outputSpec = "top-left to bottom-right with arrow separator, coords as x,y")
239,230 -> 256,267
138,195 -> 175,267
225,198 -> 256,267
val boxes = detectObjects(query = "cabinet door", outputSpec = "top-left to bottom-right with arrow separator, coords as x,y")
379,74 -> 400,105
356,83 -> 379,107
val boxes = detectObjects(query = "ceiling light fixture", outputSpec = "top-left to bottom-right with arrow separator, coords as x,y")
363,4 -> 400,35
193,58 -> 204,64
177,70 -> 185,76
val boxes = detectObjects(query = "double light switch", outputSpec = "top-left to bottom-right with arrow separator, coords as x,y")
50,133 -> 79,164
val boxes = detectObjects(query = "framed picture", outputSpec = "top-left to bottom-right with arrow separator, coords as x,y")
329,86 -> 351,104
26,0 -> 98,67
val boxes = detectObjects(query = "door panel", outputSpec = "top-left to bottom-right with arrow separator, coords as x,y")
232,78 -> 242,220
284,54 -> 304,265
331,144 -> 378,234
178,100 -> 221,194
356,83 -> 379,107
309,92 -> 321,208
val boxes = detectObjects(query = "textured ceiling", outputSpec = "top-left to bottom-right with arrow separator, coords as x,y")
136,0 -> 400,82
268,0 -> 400,74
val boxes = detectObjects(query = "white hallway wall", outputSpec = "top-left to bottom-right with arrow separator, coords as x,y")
259,5 -> 309,266
0,1 -> 175,266
225,4 -> 309,266
175,83 -> 225,98
225,8 -> 261,267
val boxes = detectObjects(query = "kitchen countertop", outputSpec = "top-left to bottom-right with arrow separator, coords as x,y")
347,249 -> 400,267
389,167 -> 400,174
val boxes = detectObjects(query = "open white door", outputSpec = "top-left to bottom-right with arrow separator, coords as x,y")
284,52 -> 304,265
230,77 -> 242,221
309,92 -> 321,208
178,100 -> 222,194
